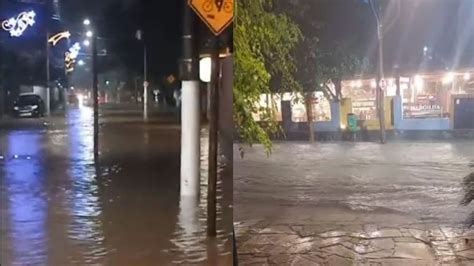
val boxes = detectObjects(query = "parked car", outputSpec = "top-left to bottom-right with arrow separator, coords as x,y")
12,94 -> 45,118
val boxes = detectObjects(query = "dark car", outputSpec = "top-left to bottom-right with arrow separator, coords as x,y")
13,94 -> 45,118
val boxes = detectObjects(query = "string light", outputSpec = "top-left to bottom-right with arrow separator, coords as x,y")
48,31 -> 71,46
65,42 -> 81,73
1,10 -> 36,37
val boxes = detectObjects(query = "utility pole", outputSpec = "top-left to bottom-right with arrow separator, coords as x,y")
45,32 -> 51,116
370,0 -> 386,144
92,35 -> 99,161
143,41 -> 148,121
207,37 -> 220,237
180,0 -> 201,198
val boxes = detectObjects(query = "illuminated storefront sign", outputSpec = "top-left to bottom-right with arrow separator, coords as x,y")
1,11 -> 36,37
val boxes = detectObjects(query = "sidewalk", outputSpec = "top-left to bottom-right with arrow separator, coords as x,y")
235,206 -> 474,265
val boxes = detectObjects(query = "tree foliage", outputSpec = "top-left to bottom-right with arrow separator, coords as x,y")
234,0 -> 300,153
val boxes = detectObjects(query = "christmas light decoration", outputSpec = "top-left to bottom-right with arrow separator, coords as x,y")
65,42 -> 81,73
1,10 -> 36,37
48,31 -> 71,46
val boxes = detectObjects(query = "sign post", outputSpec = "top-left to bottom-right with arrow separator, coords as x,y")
189,0 -> 234,237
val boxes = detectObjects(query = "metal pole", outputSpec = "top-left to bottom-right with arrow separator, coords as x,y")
143,43 -> 148,121
207,39 -> 219,237
377,11 -> 386,144
180,0 -> 200,198
46,32 -> 51,116
92,35 -> 99,160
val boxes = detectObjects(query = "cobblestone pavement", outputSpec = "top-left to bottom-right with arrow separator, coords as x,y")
235,207 -> 474,266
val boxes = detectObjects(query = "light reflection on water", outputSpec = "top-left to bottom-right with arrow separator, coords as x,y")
1,130 -> 47,266
1,108 -> 232,265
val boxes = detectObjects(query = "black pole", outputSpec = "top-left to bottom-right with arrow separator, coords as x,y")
92,35 -> 99,160
207,37 -> 219,237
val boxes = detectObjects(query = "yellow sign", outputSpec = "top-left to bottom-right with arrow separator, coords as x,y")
48,31 -> 71,46
189,0 -> 234,36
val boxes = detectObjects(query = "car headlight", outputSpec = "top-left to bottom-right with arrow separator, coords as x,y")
13,106 -> 19,110
32,105 -> 38,110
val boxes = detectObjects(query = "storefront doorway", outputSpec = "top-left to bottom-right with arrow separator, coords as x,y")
453,97 -> 474,129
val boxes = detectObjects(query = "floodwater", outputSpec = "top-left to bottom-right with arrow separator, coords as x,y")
0,107 -> 232,265
235,141 -> 474,224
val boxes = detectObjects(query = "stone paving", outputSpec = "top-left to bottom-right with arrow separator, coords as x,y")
236,219 -> 474,265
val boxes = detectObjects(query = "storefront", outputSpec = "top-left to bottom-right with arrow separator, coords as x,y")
340,78 -> 394,130
253,91 -> 339,132
395,70 -> 474,130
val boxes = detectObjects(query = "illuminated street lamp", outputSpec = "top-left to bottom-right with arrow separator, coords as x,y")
86,30 -> 93,38
78,60 -> 85,66
83,19 -> 91,26
83,39 -> 90,46
464,73 -> 471,81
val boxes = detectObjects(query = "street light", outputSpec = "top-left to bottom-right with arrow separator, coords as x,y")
83,19 -> 91,26
86,30 -> 93,38
78,60 -> 85,66
83,39 -> 90,46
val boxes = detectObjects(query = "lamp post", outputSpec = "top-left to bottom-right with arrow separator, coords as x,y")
136,29 -> 148,121
369,0 -> 386,144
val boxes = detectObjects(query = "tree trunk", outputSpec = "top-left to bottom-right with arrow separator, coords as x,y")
306,94 -> 315,142
335,78 -> 342,101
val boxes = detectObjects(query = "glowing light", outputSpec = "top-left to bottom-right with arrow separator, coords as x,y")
442,72 -> 455,85
83,19 -> 91,26
78,60 -> 85,66
464,73 -> 471,81
371,80 -> 377,88
48,31 -> 71,46
414,75 -> 424,90
86,30 -> 93,37
65,42 -> 82,73
1,11 -> 36,37
199,57 -> 212,83
83,39 -> 90,46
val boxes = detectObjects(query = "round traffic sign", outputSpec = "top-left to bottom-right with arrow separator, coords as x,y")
379,79 -> 387,90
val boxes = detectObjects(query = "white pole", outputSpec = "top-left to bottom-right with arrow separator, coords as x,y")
180,80 -> 200,197
143,84 -> 148,121
143,44 -> 148,121
45,87 -> 51,116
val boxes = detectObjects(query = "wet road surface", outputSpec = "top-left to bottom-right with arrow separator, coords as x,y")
0,106 -> 232,265
234,141 -> 474,265
235,141 -> 473,224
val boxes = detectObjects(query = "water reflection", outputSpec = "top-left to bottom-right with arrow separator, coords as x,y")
1,130 -> 47,265
66,107 -> 106,264
1,109 -> 232,265
167,129 -> 232,265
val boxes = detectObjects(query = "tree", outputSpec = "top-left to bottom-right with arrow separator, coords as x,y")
234,0 -> 301,153
278,0 -> 366,142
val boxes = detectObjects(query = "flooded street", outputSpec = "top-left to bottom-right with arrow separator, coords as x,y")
0,107 -> 232,265
235,141 -> 473,224
234,141 -> 474,265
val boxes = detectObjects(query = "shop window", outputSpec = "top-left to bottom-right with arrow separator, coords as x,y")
290,92 -> 332,122
401,75 -> 454,119
342,79 -> 378,120
252,94 -> 283,122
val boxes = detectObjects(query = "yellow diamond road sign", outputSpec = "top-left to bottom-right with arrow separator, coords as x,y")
189,0 -> 234,36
